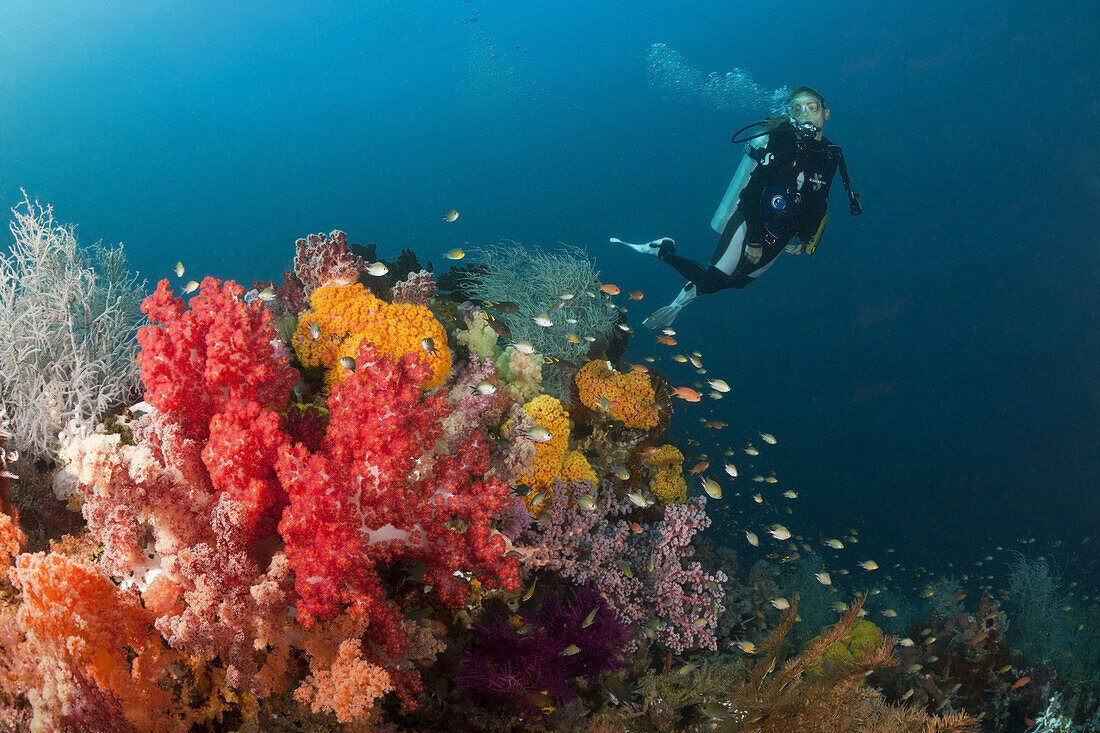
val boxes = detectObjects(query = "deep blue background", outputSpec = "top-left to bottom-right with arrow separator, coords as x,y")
2,1 -> 1097,590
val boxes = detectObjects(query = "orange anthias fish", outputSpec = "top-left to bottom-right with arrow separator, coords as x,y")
688,460 -> 710,475
704,421 -> 726,430
656,335 -> 677,346
629,363 -> 649,373
599,283 -> 621,296
671,387 -> 702,402
1010,676 -> 1031,691
628,291 -> 644,300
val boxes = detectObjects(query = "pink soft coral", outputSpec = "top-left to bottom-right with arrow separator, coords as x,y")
293,230 -> 366,296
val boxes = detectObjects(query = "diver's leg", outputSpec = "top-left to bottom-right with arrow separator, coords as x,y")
655,246 -> 712,284
710,213 -> 747,276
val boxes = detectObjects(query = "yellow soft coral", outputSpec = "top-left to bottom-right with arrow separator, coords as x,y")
560,449 -> 597,487
294,283 -> 451,390
501,394 -> 571,515
645,444 -> 687,504
574,360 -> 658,429
808,619 -> 885,678
514,395 -> 569,489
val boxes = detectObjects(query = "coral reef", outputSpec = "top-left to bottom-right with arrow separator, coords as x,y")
0,204 -> 1068,731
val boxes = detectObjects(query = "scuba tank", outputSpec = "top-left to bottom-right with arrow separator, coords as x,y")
710,138 -> 766,234
710,117 -> 786,235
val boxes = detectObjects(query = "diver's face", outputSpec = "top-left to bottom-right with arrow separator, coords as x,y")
787,95 -> 829,139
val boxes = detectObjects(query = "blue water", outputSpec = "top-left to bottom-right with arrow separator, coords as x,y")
2,1 -> 1097,589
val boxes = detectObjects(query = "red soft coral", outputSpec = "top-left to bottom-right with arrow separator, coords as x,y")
202,398 -> 291,546
275,341 -> 519,709
137,276 -> 298,443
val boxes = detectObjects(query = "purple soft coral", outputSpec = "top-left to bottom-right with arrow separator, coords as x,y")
456,585 -> 630,713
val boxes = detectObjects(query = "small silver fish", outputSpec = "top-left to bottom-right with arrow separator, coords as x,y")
181,280 -> 199,294
339,356 -> 356,371
701,477 -> 722,500
525,426 -> 553,442
443,247 -> 465,259
576,494 -> 598,511
256,286 -> 277,302
626,492 -> 648,508
768,524 -> 791,541
442,209 -> 460,223
308,321 -> 322,339
174,261 -> 184,277
421,337 -> 437,355
474,381 -> 496,395
560,644 -> 581,656
532,314 -> 553,327
366,261 -> 389,277
581,606 -> 599,628
512,341 -> 536,355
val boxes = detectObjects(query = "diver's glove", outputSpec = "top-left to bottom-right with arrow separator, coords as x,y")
643,283 -> 697,330
785,241 -> 806,255
745,243 -> 763,264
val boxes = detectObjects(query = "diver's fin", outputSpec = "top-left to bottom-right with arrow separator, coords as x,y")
643,283 -> 697,330
611,236 -> 674,257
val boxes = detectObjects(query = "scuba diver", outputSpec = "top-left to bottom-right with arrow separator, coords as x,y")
613,86 -> 861,329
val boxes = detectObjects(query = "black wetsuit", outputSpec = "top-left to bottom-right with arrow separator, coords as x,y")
659,122 -> 841,293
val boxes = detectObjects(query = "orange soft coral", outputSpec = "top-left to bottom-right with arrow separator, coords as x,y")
293,283 -> 451,390
12,551 -> 180,731
574,359 -> 658,429
294,638 -> 393,725
0,509 -> 23,571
